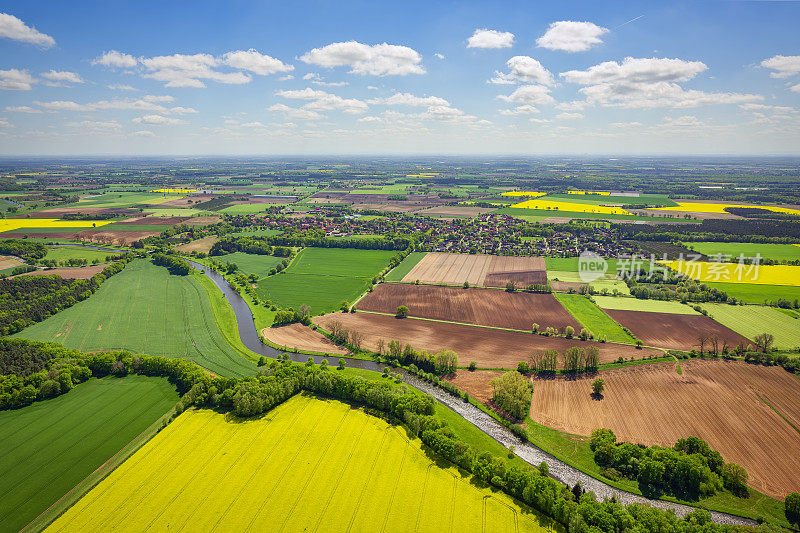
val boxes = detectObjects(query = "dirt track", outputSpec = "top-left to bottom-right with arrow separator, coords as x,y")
359,284 -> 580,332
606,309 -> 749,351
260,323 -> 348,355
401,252 -> 547,287
314,312 -> 661,368
529,359 -> 800,499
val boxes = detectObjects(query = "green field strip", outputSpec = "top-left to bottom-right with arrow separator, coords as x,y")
685,242 -> 800,261
699,303 -> 800,350
384,251 -> 427,281
0,376 -> 178,533
553,293 -> 636,344
704,281 -> 800,304
592,295 -> 700,314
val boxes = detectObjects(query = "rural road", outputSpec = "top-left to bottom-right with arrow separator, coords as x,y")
402,373 -> 756,527
188,256 -> 755,527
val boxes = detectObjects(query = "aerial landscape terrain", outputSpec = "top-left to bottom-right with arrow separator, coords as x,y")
1,1 -> 800,532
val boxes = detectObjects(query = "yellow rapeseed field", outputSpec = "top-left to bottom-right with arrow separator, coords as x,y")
663,260 -> 800,286
47,396 -> 559,533
0,219 -> 114,232
652,202 -> 800,216
150,188 -> 197,194
510,198 -> 633,215
501,191 -> 547,197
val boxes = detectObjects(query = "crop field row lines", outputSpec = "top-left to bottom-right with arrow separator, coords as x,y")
4,389 -> 171,525
49,412 -> 220,531
0,381 -> 153,497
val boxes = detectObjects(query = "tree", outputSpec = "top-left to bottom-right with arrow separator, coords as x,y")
517,361 -> 529,374
721,463 -> 749,497
505,281 -> 517,293
591,378 -> 605,398
786,492 -> 800,525
349,330 -> 364,351
388,340 -> 402,359
376,338 -> 386,355
396,305 -> 409,318
434,350 -> 458,374
463,281 -> 470,289
585,346 -> 600,371
531,323 -> 539,334
564,326 -> 575,339
489,371 -> 533,420
753,332 -> 774,353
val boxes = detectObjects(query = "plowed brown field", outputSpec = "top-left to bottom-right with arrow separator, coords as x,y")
313,313 -> 661,369
17,264 -> 108,279
401,252 -> 546,287
530,359 -> 800,499
175,236 -> 219,254
358,284 -> 580,332
260,324 -> 348,355
605,309 -> 749,351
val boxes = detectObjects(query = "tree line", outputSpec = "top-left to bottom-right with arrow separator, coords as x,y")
0,338 -> 768,532
591,430 -> 749,500
151,253 -> 190,275
0,239 -> 47,262
0,254 -> 133,335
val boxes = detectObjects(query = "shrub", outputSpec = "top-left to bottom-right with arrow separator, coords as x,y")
395,305 -> 409,318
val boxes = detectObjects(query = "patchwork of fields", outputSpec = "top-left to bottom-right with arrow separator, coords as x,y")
47,396 -> 559,533
0,376 -> 178,533
700,303 -> 800,349
359,283 -> 581,332
686,242 -> 800,261
593,295 -> 699,314
400,252 -> 547,287
664,260 -> 800,286
13,260 -> 257,377
315,312 -> 662,368
257,248 -> 396,314
530,359 -> 800,499
552,293 -> 635,344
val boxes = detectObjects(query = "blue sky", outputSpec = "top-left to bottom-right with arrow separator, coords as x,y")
1,0 -> 799,155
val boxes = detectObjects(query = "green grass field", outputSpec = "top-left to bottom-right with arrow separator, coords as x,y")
705,282 -> 800,304
47,395 -> 559,533
13,260 -> 257,377
546,270 -> 631,295
227,229 -> 282,238
699,303 -> 800,350
685,242 -> 800,261
102,224 -> 171,232
0,376 -> 178,533
287,247 -> 396,278
553,293 -> 636,343
218,252 -> 285,277
255,248 -> 395,314
43,246 -> 119,263
384,251 -> 427,281
63,192 -> 178,209
219,203 -> 272,215
593,295 -> 699,314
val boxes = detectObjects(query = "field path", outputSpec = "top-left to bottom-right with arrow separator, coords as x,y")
401,373 -> 755,526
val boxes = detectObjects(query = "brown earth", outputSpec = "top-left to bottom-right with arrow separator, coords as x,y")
0,255 -> 24,270
359,284 -> 580,332
17,264 -> 108,279
75,230 -> 161,245
113,216 -> 187,226
401,252 -> 547,288
1,232 -> 81,240
155,194 -> 218,208
175,236 -> 219,254
24,207 -> 141,218
550,280 -> 586,292
313,313 -> 661,369
445,370 -> 504,403
529,358 -> 800,499
605,309 -> 749,351
181,216 -> 222,226
260,324 -> 349,356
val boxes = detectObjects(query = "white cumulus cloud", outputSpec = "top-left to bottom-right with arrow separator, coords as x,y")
761,55 -> 800,79
0,69 -> 36,90
536,21 -> 608,52
498,105 -> 539,115
369,92 -> 449,107
0,13 -> 55,47
497,84 -> 555,105
300,41 -> 425,76
5,105 -> 41,113
222,49 -> 293,76
490,56 -> 553,85
41,70 -> 84,86
467,29 -> 514,49
132,114 -> 186,125
268,103 -> 324,120
93,50 -> 138,68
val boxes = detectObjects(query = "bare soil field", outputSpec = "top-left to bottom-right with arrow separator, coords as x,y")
156,194 -> 218,208
530,359 -> 800,499
0,255 -> 24,270
605,309 -> 749,351
181,216 -> 222,225
446,370 -> 504,403
26,207 -> 140,218
359,284 -> 580,332
260,324 -> 348,355
351,203 -> 421,213
18,264 -> 108,279
313,313 -> 661,368
113,216 -> 187,226
175,236 -> 219,254
75,230 -> 160,245
401,252 -> 547,287
230,196 -> 295,204
550,280 -> 585,292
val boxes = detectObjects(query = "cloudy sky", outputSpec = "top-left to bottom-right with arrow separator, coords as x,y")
1,0 -> 799,155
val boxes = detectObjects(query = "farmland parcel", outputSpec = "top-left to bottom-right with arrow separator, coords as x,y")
46,395 -> 560,532
13,260 -> 257,377
400,252 -> 547,287
529,359 -> 800,499
0,376 -> 178,533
